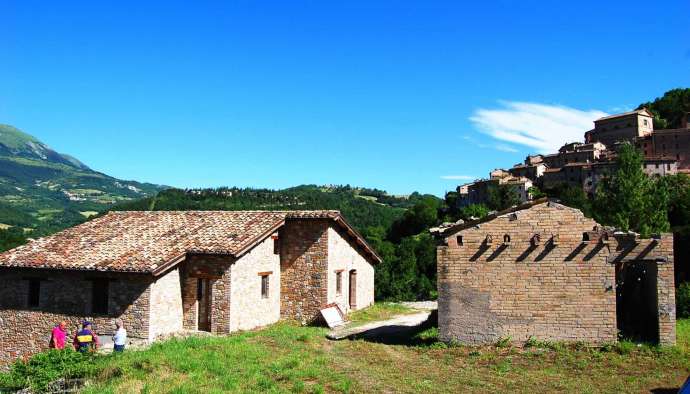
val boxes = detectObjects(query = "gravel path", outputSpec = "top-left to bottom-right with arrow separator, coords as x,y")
327,302 -> 437,341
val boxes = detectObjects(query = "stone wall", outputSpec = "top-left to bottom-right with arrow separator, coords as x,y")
229,234 -> 281,331
0,268 -> 151,366
280,219 -> 329,324
181,254 -> 233,334
327,226 -> 375,312
148,267 -> 184,340
438,202 -> 676,345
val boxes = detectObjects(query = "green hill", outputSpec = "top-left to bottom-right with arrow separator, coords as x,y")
110,185 -> 413,234
0,124 -> 165,232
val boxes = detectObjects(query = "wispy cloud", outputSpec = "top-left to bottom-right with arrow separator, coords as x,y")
461,135 -> 519,153
470,101 -> 608,153
440,175 -> 476,180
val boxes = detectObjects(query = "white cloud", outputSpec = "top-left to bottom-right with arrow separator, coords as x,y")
470,101 -> 608,154
440,175 -> 476,180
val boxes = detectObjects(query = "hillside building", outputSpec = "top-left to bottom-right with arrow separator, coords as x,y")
585,109 -> 654,147
0,210 -> 378,366
457,173 -> 533,207
436,200 -> 675,345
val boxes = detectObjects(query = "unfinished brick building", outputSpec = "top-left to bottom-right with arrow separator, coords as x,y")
437,199 -> 675,346
0,210 -> 378,366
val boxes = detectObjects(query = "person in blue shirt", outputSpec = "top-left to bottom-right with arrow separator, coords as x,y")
73,321 -> 99,352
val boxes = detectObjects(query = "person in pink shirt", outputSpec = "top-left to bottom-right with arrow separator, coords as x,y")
50,321 -> 67,349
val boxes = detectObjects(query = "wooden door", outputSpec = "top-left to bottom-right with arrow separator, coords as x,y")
197,278 -> 212,332
349,270 -> 357,309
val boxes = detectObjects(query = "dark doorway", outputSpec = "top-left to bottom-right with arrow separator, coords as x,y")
616,261 -> 659,343
197,278 -> 212,332
349,270 -> 357,309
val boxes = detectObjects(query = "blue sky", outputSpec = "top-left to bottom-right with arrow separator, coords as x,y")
2,1 -> 689,196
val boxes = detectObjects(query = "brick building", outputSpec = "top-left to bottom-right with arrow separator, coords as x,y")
458,172 -> 533,207
436,199 -> 675,345
0,210 -> 378,366
585,109 -> 654,147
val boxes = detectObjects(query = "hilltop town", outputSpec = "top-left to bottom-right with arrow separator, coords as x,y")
457,109 -> 690,207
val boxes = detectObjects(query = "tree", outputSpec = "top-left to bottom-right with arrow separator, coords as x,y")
638,88 -> 690,129
593,143 -> 669,237
528,186 -> 546,199
486,184 -> 519,211
657,174 -> 690,231
545,183 -> 592,217
460,204 -> 490,220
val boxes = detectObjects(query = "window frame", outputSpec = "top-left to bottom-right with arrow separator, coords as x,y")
335,270 -> 343,295
260,274 -> 270,299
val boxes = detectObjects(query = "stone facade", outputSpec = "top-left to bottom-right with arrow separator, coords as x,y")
280,220 -> 330,324
0,269 -> 151,365
229,235 -> 281,331
327,226 -> 375,313
637,127 -> 690,171
437,201 -> 675,346
586,109 -> 654,147
148,267 -> 184,340
180,254 -> 233,334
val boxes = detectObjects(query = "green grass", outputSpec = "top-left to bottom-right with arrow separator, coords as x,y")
347,302 -> 417,325
3,320 -> 690,393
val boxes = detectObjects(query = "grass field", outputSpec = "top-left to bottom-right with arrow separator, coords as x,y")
2,307 -> 690,393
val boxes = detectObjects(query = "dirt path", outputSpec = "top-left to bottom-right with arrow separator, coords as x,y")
327,302 -> 437,342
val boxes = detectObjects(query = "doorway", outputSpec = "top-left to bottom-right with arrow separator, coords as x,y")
197,278 -> 212,332
616,261 -> 659,343
349,270 -> 357,310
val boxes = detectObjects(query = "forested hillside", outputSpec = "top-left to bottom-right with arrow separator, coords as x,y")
638,88 -> 690,129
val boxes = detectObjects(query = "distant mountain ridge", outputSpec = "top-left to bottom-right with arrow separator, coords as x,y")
0,124 -> 165,232
0,124 -> 89,170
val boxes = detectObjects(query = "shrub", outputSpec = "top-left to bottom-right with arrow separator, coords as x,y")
0,349 -> 97,392
495,336 -> 512,348
677,282 -> 690,318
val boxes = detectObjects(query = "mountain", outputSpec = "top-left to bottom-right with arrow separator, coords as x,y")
0,124 -> 165,232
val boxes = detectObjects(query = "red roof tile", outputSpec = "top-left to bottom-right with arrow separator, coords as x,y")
0,210 -> 379,274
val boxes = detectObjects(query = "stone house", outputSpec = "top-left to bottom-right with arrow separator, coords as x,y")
585,108 -> 654,147
0,210 -> 379,366
436,199 -> 675,346
458,175 -> 533,208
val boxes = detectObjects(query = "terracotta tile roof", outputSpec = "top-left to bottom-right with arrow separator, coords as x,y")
0,210 -> 379,274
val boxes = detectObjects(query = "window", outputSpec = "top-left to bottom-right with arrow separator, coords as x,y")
336,271 -> 343,295
644,119 -> 648,126
456,236 -> 463,246
273,236 -> 280,255
656,163 -> 659,169
261,274 -> 269,299
28,279 -> 40,307
667,164 -> 671,170
92,279 -> 109,314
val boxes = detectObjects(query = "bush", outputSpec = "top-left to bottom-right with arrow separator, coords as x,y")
677,282 -> 690,318
0,349 -> 98,392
